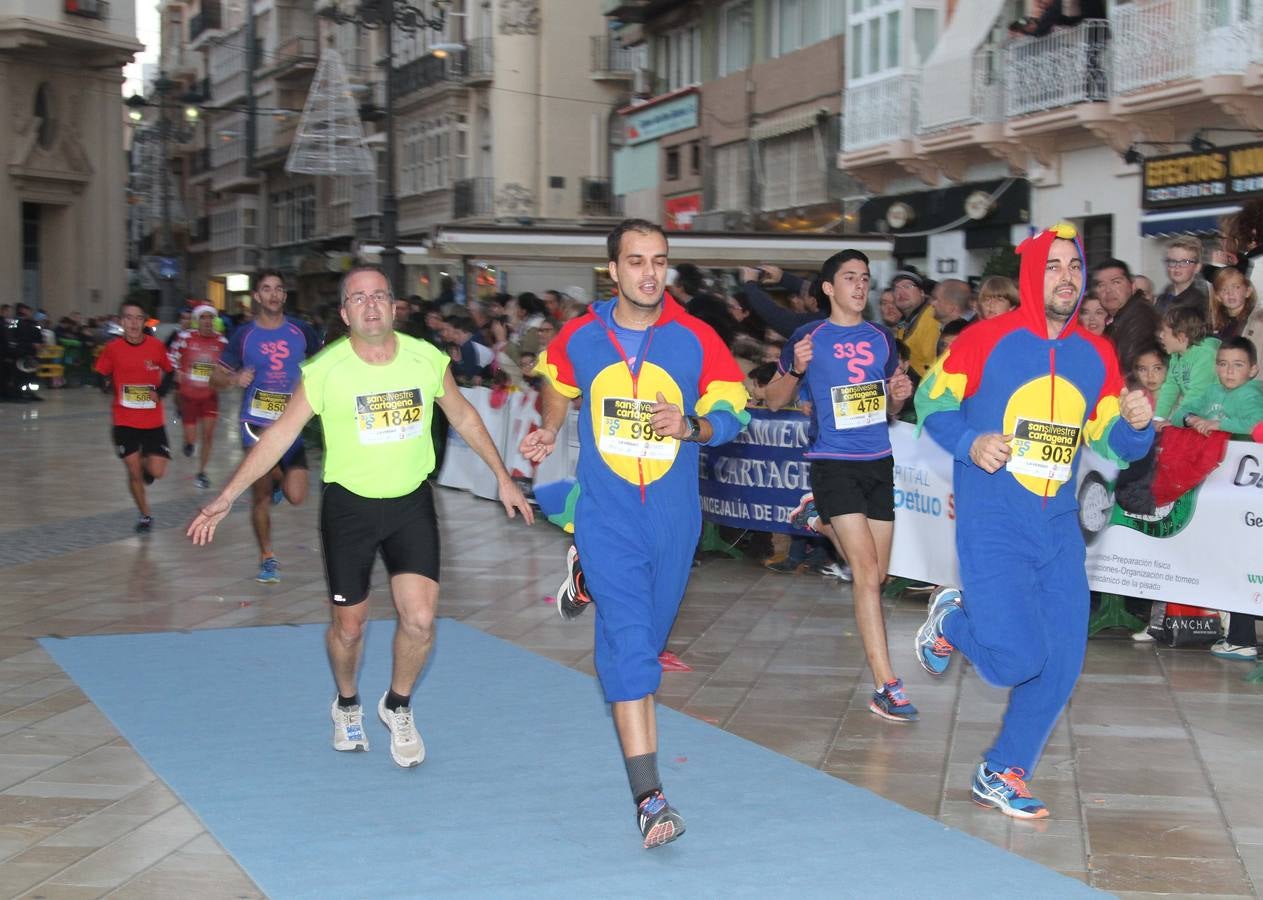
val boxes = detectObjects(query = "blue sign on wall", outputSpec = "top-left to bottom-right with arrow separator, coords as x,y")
624,93 -> 699,146
699,408 -> 815,534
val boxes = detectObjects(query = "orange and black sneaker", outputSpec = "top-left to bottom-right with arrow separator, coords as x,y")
556,545 -> 593,621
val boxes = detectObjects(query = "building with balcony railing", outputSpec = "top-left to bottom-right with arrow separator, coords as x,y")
608,0 -> 864,238
1,0 -> 142,317
836,0 -> 1263,283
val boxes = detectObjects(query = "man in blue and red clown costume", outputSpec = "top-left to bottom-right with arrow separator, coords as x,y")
519,219 -> 749,849
913,223 -> 1154,819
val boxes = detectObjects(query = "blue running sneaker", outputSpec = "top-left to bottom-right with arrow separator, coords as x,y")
271,485 -> 285,506
971,763 -> 1049,819
789,493 -> 818,532
869,677 -> 918,723
916,586 -> 962,676
637,790 -> 686,849
256,557 -> 280,584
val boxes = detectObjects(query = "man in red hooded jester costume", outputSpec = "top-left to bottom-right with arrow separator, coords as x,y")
913,224 -> 1155,819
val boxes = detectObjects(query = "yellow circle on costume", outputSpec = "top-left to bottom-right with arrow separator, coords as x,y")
1002,375 -> 1087,497
589,361 -> 683,485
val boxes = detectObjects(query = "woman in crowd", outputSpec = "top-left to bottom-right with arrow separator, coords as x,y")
1078,294 -> 1108,337
976,276 -> 1019,320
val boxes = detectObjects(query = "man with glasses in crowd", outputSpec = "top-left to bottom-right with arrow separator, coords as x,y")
191,266 -> 532,768
213,270 -> 321,583
1156,236 -> 1209,315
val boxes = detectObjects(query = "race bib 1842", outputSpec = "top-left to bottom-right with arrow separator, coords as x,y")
1007,417 -> 1081,483
249,389 -> 290,420
830,380 -> 886,430
121,384 -> 155,409
355,388 -> 424,444
598,397 -> 673,459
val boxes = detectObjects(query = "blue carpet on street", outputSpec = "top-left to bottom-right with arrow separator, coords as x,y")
41,620 -> 1100,899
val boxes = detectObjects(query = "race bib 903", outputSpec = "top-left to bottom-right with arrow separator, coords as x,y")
598,397 -> 673,459
355,388 -> 424,444
1007,417 -> 1081,483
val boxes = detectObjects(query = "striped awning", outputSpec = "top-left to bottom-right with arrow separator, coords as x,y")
1140,205 -> 1241,238
750,109 -> 822,142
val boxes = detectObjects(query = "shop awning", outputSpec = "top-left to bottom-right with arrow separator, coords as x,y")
750,109 -> 823,142
1140,205 -> 1241,238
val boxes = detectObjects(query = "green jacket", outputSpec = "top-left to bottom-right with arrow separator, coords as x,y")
1173,378 -> 1263,437
1155,337 -> 1220,420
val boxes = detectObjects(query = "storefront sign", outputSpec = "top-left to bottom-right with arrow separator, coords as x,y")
624,93 -> 699,146
1142,141 -> 1263,209
664,193 -> 702,231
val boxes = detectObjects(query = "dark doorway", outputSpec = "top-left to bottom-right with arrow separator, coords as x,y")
22,203 -> 40,308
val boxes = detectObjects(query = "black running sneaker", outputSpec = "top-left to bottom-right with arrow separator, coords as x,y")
183,442 -> 194,458
637,790 -> 685,849
142,471 -> 155,486
555,545 -> 593,621
135,515 -> 153,534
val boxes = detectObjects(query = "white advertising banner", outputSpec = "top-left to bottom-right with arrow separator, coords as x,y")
887,422 -> 1263,617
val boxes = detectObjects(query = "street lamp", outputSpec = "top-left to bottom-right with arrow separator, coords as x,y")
317,0 -> 453,298
125,75 -> 200,323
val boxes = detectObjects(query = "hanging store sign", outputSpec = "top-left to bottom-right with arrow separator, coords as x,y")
664,193 -> 702,231
624,93 -> 699,145
1142,141 -> 1263,210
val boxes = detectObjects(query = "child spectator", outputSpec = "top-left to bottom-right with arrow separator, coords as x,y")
1208,266 -> 1263,377
1172,337 -> 1263,437
1171,337 -> 1263,661
1125,348 -> 1170,643
935,318 -> 972,357
1155,307 -> 1220,422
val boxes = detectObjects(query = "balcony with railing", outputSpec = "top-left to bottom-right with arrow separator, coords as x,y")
210,114 -> 258,192
265,35 -> 319,80
590,35 -> 642,79
464,38 -> 493,84
453,177 -> 495,219
1003,20 -> 1110,119
392,52 -> 467,100
840,72 -> 919,154
917,47 -> 1004,137
1113,0 -> 1255,99
209,28 -> 248,104
189,1 -> 222,45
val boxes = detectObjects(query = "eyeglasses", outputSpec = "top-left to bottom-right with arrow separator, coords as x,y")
345,290 -> 392,306
1164,258 -> 1198,268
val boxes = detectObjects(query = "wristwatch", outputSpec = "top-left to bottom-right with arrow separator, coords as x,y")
787,367 -> 804,379
682,415 -> 702,441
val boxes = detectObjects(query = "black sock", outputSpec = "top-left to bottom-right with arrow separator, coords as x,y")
384,689 -> 410,712
337,693 -> 359,709
625,752 -> 660,806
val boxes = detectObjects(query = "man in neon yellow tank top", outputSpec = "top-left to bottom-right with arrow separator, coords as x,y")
189,266 -> 533,768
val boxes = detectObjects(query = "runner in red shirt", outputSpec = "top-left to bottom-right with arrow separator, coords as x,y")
170,305 -> 227,489
94,301 -> 175,533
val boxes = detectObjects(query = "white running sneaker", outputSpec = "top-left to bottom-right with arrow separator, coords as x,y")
331,699 -> 369,752
821,561 -> 853,582
378,693 -> 425,768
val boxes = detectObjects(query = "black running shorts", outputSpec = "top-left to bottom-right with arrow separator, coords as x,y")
113,425 -> 172,460
810,457 -> 895,523
319,481 -> 440,605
